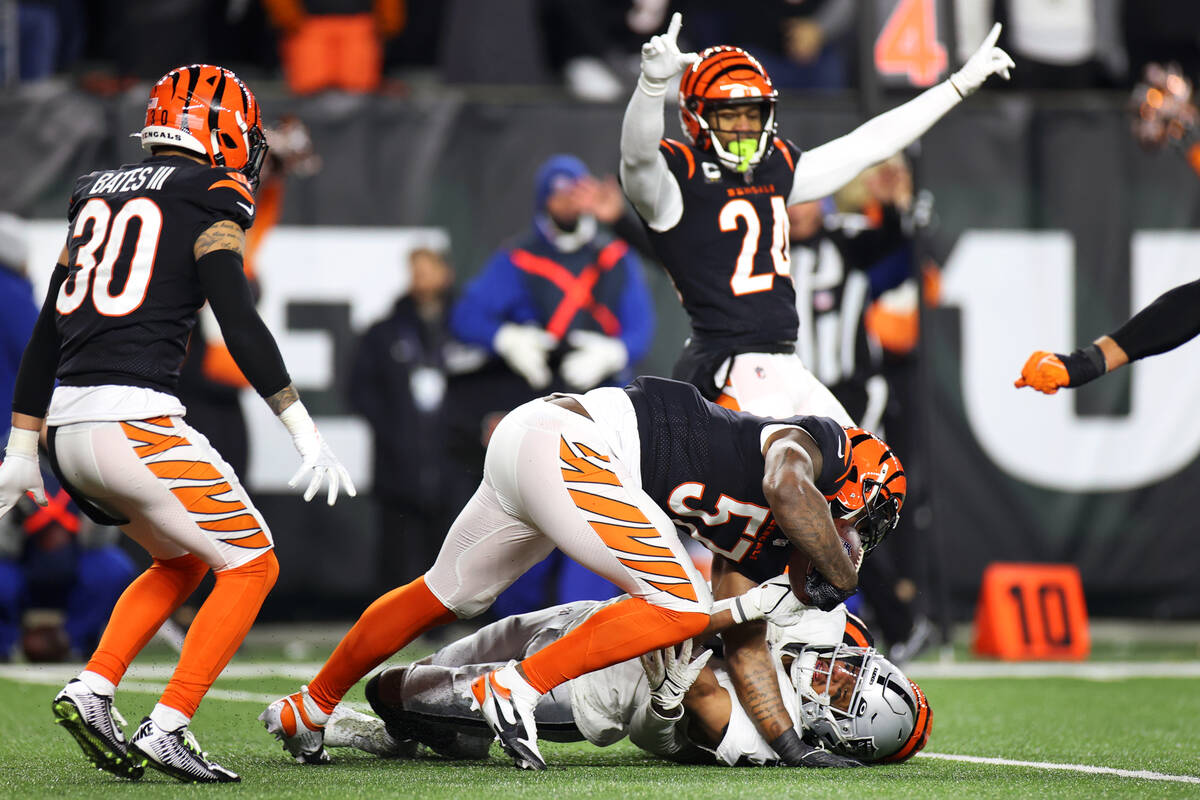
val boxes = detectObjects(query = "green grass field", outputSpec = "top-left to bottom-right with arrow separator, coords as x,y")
3,643 -> 1198,799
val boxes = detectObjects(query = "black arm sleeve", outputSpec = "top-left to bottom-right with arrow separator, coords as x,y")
12,264 -> 68,417
195,249 -> 291,398
1109,277 -> 1200,363
611,211 -> 657,263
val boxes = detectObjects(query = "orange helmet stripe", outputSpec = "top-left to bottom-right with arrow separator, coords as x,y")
882,680 -> 932,763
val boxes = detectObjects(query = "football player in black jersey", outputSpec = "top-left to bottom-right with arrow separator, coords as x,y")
0,64 -> 354,783
620,11 -> 991,760
621,13 -> 1013,419
262,375 -> 902,770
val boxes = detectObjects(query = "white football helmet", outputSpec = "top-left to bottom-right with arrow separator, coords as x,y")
783,643 -> 931,763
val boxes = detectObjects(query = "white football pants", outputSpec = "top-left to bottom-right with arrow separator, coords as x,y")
423,396 -> 711,618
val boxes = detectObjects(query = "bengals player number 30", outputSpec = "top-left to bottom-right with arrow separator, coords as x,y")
0,64 -> 353,784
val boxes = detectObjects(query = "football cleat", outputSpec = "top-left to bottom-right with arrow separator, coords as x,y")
129,717 -> 240,783
469,661 -> 546,770
259,685 -> 331,764
52,680 -> 145,780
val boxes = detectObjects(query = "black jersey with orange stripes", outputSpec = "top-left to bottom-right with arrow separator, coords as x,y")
642,137 -> 803,348
626,376 -> 851,583
55,154 -> 255,394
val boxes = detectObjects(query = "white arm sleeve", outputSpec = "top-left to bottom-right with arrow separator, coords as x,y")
788,80 -> 961,205
619,82 -> 685,232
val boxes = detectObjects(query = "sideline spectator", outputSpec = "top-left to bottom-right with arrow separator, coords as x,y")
449,153 -> 655,616
451,154 -> 654,397
348,248 -> 478,592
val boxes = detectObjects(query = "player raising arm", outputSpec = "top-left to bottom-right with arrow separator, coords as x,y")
0,64 -> 352,784
620,13 -> 1012,418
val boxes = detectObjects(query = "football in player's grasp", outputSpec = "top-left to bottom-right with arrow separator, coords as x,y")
788,523 -> 862,603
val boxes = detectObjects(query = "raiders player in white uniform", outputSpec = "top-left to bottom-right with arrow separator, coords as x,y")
321,587 -> 923,766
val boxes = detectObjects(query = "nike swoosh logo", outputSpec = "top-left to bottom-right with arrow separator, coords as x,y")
236,201 -> 254,216
837,436 -> 845,459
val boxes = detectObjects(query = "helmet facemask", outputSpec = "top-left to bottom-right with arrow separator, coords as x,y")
830,476 -> 902,555
785,643 -> 928,763
693,98 -> 777,175
679,46 -> 779,178
832,428 -> 906,556
241,122 -> 269,189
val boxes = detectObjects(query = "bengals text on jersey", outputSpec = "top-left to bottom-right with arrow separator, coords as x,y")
646,137 -> 803,351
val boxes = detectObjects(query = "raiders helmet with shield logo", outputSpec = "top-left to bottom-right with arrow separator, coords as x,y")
784,643 -> 931,763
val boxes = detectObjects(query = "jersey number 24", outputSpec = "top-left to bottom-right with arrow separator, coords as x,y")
721,195 -> 790,296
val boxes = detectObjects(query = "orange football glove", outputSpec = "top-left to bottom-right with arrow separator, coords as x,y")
1015,350 -> 1070,394
1015,345 -> 1106,394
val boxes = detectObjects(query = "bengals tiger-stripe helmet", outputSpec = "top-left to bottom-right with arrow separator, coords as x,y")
679,46 -> 778,173
830,428 -> 905,555
139,64 -> 269,187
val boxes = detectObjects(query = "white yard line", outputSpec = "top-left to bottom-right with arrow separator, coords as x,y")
918,752 -> 1200,785
905,661 -> 1200,680
4,660 -> 1199,784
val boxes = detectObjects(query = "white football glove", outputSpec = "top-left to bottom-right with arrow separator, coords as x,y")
561,330 -> 628,391
729,574 -> 808,628
0,427 -> 47,521
639,12 -> 700,93
493,323 -> 556,390
639,638 -> 713,716
278,401 -> 356,506
949,22 -> 1015,98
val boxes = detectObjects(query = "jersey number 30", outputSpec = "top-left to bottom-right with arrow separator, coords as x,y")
721,195 -> 790,296
57,197 -> 163,317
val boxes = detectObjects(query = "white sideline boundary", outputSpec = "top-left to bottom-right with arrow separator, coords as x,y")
4,661 -> 1200,785
904,661 -> 1200,680
917,753 -> 1200,785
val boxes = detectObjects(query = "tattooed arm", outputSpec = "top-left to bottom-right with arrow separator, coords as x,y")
192,219 -> 246,261
710,560 -> 794,743
761,429 -> 857,592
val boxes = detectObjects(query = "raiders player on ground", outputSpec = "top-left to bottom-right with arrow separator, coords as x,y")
319,593 -> 930,767
0,64 -> 353,783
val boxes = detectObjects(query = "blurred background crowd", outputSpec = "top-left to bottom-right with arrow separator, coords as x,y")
2,0 -> 1199,95
2,0 -> 1200,665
